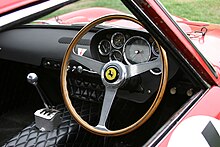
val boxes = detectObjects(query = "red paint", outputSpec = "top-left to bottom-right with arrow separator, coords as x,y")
0,0 -> 38,14
49,7 -> 124,24
158,86 -> 220,146
48,7 -> 142,29
216,112 -> 220,120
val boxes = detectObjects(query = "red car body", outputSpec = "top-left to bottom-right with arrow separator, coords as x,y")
0,0 -> 38,14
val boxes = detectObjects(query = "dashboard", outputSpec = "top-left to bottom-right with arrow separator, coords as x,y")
0,25 -> 179,103
91,28 -> 162,75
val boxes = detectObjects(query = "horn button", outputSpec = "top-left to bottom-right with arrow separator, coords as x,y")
101,61 -> 127,87
104,66 -> 119,83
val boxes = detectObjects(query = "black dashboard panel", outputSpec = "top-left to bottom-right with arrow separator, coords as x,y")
0,26 -> 95,66
0,25 -> 179,103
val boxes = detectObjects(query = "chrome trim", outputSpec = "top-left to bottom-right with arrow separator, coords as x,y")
101,61 -> 127,87
111,32 -> 126,49
152,42 -> 160,57
98,40 -> 112,56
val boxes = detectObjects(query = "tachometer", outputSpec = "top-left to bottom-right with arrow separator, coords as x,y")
98,40 -> 111,56
111,32 -> 126,49
123,36 -> 151,64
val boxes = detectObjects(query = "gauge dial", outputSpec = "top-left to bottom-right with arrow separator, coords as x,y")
152,42 -> 160,56
109,50 -> 123,62
123,36 -> 151,64
98,40 -> 111,56
111,32 -> 126,49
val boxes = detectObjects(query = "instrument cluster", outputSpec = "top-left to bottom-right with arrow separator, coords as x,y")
93,29 -> 161,75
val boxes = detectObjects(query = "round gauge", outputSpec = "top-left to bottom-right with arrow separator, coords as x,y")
123,36 -> 151,64
150,57 -> 161,75
111,32 -> 126,49
152,42 -> 160,56
98,40 -> 111,56
109,50 -> 123,62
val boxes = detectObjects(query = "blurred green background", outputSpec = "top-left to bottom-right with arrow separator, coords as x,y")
45,0 -> 220,24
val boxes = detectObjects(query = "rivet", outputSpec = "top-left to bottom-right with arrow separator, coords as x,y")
186,89 -> 193,97
170,87 -> 177,95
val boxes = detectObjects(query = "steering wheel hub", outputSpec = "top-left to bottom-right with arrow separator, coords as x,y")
101,61 -> 127,87
104,66 -> 119,83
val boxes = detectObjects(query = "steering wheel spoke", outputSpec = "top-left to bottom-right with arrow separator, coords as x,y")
70,52 -> 104,75
95,86 -> 118,131
126,57 -> 161,78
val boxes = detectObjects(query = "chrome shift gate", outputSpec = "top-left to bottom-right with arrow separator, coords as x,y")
27,73 -> 61,131
34,108 -> 61,131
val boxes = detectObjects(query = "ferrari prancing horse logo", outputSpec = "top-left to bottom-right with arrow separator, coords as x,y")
105,67 -> 118,82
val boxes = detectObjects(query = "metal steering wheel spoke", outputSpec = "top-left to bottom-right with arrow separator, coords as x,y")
70,52 -> 105,75
126,57 -> 161,78
95,86 -> 118,131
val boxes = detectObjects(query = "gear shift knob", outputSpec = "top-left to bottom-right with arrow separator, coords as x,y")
27,73 -> 61,131
27,73 -> 38,85
27,73 -> 52,108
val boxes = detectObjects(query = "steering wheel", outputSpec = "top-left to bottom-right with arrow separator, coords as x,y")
60,14 -> 168,136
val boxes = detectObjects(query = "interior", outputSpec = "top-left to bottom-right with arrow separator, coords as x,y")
0,2 -> 207,147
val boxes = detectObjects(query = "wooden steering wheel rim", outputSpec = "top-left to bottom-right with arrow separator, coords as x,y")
60,14 -> 168,136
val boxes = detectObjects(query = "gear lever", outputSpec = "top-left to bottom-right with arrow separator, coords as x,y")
27,73 -> 61,131
27,73 -> 52,108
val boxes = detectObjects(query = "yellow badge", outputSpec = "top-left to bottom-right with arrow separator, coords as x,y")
105,67 -> 117,81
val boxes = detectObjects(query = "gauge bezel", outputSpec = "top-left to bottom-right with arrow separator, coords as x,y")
150,57 -> 162,75
123,36 -> 151,65
111,32 -> 126,49
150,68 -> 162,75
152,41 -> 160,56
98,39 -> 112,56
109,50 -> 123,62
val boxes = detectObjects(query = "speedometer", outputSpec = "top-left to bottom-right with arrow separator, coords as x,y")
123,36 -> 151,64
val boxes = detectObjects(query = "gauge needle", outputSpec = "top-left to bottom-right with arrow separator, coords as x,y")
131,53 -> 137,59
102,45 -> 107,52
135,49 -> 143,54
140,53 -> 148,61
